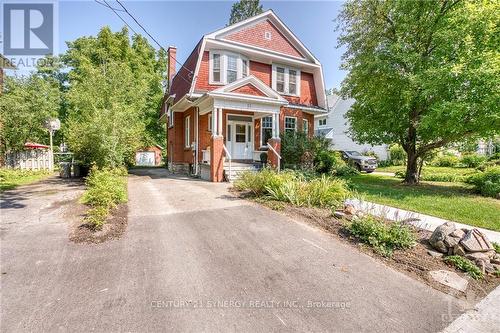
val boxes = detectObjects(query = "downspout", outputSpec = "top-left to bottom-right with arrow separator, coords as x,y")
195,106 -> 199,176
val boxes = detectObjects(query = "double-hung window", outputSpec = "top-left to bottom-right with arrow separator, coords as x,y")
168,108 -> 174,128
184,116 -> 190,148
261,116 -> 273,146
227,55 -> 238,83
303,119 -> 309,135
285,117 -> 297,134
208,114 -> 212,132
272,65 -> 300,96
318,118 -> 326,127
212,54 -> 221,83
210,51 -> 249,84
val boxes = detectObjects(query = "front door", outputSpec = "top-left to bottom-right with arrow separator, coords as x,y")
226,121 -> 253,160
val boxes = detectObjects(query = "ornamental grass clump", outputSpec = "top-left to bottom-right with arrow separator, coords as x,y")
235,169 -> 350,209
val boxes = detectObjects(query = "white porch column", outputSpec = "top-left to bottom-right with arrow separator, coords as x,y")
272,112 -> 280,138
212,108 -> 217,137
217,108 -> 223,136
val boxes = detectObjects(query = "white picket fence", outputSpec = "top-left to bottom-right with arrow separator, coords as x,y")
4,150 -> 53,170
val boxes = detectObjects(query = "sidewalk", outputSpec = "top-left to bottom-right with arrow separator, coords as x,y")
348,199 -> 500,243
441,285 -> 500,333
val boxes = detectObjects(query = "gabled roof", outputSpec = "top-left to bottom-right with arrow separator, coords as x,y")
205,10 -> 319,64
209,75 -> 288,103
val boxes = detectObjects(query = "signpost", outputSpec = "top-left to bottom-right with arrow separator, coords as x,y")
44,118 -> 60,170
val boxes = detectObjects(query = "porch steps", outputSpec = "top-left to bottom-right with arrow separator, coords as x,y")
224,162 -> 262,182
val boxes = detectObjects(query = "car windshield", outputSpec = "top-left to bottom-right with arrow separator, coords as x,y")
346,151 -> 362,157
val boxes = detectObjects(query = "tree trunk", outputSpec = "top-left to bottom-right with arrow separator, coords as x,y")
404,146 -> 419,185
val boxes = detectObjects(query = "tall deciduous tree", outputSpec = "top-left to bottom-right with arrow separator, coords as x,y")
63,27 -> 166,167
337,0 -> 500,184
0,74 -> 60,153
228,0 -> 263,25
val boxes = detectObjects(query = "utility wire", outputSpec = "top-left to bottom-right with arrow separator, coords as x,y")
115,0 -> 194,76
95,0 -> 194,87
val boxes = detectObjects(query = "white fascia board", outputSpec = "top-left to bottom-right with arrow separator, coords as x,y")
208,92 -> 288,106
212,75 -> 287,102
206,10 -> 318,64
205,39 -> 320,70
286,104 -> 327,115
189,38 -> 207,95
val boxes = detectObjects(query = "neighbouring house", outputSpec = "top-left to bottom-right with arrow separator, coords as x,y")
160,10 -> 327,182
135,145 -> 163,166
315,95 -> 389,160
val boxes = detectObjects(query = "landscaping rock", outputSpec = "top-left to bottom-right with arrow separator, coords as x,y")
429,222 -> 456,253
453,244 -> 466,257
427,250 -> 444,258
344,204 -> 357,215
429,270 -> 468,292
465,252 -> 490,262
491,254 -> 500,265
443,235 -> 460,248
459,229 -> 494,253
450,229 -> 466,239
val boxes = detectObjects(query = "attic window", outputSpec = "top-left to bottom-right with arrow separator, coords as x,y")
264,31 -> 272,40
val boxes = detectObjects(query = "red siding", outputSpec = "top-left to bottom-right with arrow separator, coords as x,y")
231,83 -> 266,96
223,19 -> 304,59
195,55 -> 317,106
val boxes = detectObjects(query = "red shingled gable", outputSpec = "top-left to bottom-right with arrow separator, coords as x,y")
169,39 -> 202,103
230,83 -> 267,97
223,19 -> 304,59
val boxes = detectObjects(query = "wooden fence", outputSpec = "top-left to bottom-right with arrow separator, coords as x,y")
4,150 -> 53,170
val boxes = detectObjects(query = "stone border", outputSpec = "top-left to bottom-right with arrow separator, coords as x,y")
346,199 -> 500,244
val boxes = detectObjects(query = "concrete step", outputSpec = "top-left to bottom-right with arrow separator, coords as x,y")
223,164 -> 261,182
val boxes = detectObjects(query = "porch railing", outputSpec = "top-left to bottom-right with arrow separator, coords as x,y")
222,144 -> 232,181
267,143 -> 281,171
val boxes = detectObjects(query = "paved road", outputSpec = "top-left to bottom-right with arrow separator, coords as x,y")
1,169 -> 467,332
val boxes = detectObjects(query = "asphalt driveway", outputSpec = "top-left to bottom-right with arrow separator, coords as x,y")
1,169 -> 467,332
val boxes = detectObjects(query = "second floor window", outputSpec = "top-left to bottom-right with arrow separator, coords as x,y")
272,65 -> 301,96
209,51 -> 249,85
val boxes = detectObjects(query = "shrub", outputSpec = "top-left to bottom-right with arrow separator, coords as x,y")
431,154 -> 459,167
361,149 -> 379,160
466,166 -> 500,198
460,153 -> 486,168
346,216 -> 416,257
444,255 -> 483,280
280,131 -> 330,170
493,242 -> 500,254
81,166 -> 128,228
477,158 -> 500,171
388,144 -> 406,166
314,150 -> 337,174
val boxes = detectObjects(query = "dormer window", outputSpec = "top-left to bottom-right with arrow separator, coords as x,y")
209,50 -> 249,85
272,64 -> 301,96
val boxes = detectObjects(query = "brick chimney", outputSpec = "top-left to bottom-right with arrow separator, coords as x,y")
167,46 -> 177,92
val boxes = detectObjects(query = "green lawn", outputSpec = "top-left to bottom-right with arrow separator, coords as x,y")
347,174 -> 500,231
0,169 -> 52,191
377,165 -> 477,176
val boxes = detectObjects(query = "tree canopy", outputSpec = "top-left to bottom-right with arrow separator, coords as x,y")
228,0 -> 263,25
337,0 -> 500,183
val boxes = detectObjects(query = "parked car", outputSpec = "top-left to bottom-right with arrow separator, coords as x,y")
337,150 -> 378,173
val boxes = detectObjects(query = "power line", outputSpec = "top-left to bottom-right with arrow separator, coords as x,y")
115,0 -> 194,76
94,0 -> 194,87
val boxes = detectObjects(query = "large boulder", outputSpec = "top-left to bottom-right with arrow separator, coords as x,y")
459,229 -> 494,253
429,222 -> 456,253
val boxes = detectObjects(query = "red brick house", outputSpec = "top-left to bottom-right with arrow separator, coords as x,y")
161,10 -> 327,181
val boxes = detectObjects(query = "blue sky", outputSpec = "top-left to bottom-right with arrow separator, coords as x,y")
9,0 -> 347,89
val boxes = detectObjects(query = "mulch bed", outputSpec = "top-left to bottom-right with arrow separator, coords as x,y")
67,201 -> 128,244
234,190 -> 500,302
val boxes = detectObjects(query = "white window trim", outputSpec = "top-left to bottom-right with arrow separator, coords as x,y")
168,108 -> 174,128
209,50 -> 249,85
271,64 -> 301,97
260,116 -> 273,147
184,116 -> 191,148
284,116 -> 297,132
303,119 -> 309,134
208,114 -> 212,132
318,118 -> 327,127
